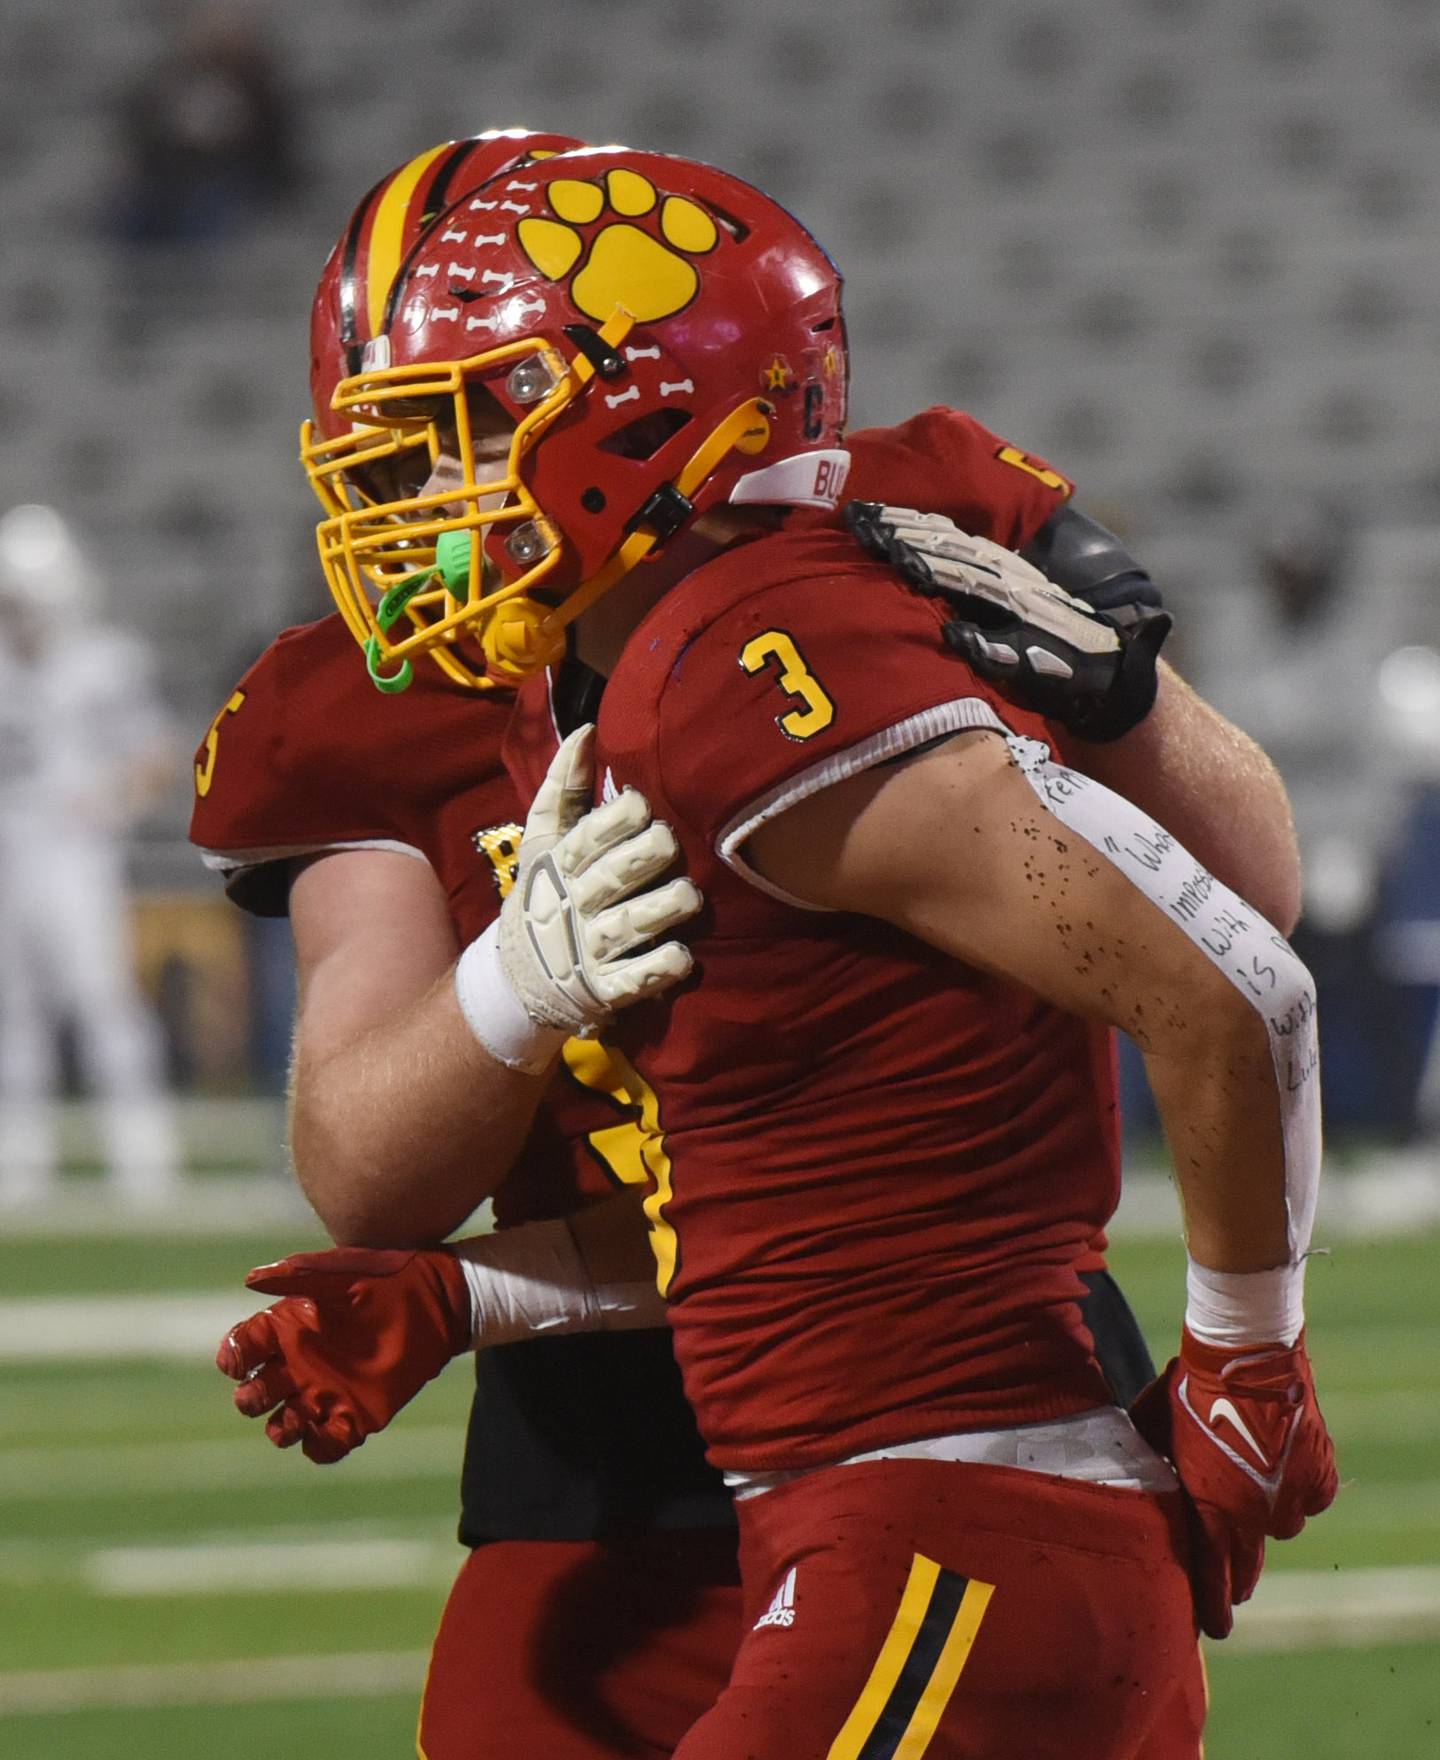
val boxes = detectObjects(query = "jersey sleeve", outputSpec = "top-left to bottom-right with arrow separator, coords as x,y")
847,406 -> 1073,551
644,535 -> 1061,902
188,620 -> 428,916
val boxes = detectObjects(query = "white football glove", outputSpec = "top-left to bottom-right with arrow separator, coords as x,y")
497,724 -> 701,1036
854,505 -> 1121,654
847,502 -> 1170,741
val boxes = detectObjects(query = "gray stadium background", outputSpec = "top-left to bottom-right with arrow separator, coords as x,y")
1,0 -> 1437,1142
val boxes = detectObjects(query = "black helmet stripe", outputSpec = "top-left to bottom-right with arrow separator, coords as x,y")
338,171 -> 389,371
420,137 -> 486,227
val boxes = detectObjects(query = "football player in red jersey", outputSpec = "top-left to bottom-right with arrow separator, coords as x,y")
197,132 -> 747,1760
243,143 -> 1338,1759
202,142 -> 1310,1757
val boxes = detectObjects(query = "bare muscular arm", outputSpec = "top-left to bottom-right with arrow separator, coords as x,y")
747,732 -> 1313,1275
288,848 -> 547,1246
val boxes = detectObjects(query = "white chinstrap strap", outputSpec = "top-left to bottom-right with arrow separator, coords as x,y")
452,1217 -> 664,1347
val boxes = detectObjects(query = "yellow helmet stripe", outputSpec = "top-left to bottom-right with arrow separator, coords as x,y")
366,143 -> 454,338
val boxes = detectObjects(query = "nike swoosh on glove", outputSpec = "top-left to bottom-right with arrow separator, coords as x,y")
1130,1326 -> 1339,1638
215,1248 -> 472,1464
845,501 -> 1170,742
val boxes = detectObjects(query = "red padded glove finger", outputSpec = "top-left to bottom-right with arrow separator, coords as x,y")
1131,1327 -> 1337,1641
218,1244 -> 472,1466
216,1309 -> 283,1380
300,1412 -> 361,1465
1224,1523 -> 1266,1610
1188,1500 -> 1243,1640
232,1361 -> 298,1418
244,1249 -> 423,1297
240,1248 -> 471,1357
1133,1377 -> 1241,1639
1127,1371 -> 1174,1460
264,1403 -> 311,1450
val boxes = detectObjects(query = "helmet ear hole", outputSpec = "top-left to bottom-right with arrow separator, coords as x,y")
802,384 -> 824,440
581,487 -> 607,513
599,408 -> 693,460
706,203 -> 751,243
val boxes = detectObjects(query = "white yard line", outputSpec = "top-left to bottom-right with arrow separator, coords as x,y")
0,1293 -> 257,1361
3,1289 -> 1436,1371
1230,1566 -> 1440,1652
0,1650 -> 429,1716
86,1536 -> 458,1596
3,1441 -> 1421,1519
2,1158 -> 1434,1240
0,1425 -> 460,1499
1,1568 -> 1438,1715
1111,1162 -> 1440,1238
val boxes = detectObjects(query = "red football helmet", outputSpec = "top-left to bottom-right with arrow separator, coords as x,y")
302,129 -> 586,687
313,146 -> 850,688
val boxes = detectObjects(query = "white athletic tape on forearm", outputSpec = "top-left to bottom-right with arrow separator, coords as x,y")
452,1217 -> 665,1347
453,920 -> 569,1075
1184,1259 -> 1305,1349
1004,733 -> 1322,1279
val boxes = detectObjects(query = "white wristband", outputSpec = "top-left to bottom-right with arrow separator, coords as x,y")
452,1218 -> 664,1347
1185,1257 -> 1305,1349
454,921 -> 569,1075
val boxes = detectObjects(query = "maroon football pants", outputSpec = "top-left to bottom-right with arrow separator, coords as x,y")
418,1528 -> 742,1759
672,1458 -> 1204,1760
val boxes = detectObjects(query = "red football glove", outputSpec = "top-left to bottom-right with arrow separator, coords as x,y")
1130,1326 -> 1338,1639
215,1247 -> 472,1464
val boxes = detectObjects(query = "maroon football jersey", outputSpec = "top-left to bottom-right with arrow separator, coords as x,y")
190,408 -> 1074,1232
847,405 -> 1073,544
188,613 -> 619,1225
189,613 -> 524,937
505,518 -> 1120,1471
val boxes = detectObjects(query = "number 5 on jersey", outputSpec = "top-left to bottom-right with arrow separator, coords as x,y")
739,629 -> 836,741
194,689 -> 246,798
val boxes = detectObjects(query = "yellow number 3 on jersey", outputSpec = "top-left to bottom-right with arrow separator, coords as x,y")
739,629 -> 836,741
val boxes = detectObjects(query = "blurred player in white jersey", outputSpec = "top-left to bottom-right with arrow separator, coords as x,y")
0,504 -> 183,1205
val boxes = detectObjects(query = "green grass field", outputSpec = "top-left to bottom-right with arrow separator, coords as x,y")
1,1212 -> 1437,1756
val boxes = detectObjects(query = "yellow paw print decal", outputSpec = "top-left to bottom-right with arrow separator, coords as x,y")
517,170 -> 718,324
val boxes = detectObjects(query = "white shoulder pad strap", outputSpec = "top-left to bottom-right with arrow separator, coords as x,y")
1005,733 -> 1321,1266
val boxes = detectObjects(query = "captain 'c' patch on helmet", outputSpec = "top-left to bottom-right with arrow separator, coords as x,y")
517,171 -> 720,324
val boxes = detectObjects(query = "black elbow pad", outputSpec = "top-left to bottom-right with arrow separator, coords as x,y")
1020,507 -> 1164,621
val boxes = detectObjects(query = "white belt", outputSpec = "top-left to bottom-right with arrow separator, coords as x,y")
725,1406 -> 1179,1501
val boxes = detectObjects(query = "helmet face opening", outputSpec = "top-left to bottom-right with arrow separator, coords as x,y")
311,334 -> 579,687
301,129 -> 590,688
305,145 -> 851,689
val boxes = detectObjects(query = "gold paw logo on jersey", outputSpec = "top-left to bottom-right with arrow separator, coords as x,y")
473,822 -> 523,897
516,170 -> 719,323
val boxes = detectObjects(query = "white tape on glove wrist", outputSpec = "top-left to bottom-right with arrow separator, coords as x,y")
454,920 -> 568,1075
452,1217 -> 665,1346
1185,1258 -> 1306,1349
